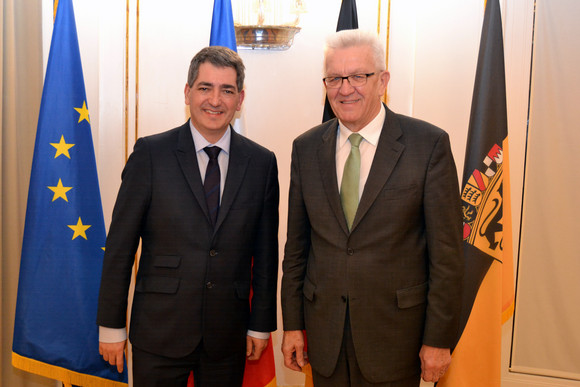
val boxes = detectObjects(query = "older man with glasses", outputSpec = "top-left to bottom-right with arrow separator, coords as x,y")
281,29 -> 464,387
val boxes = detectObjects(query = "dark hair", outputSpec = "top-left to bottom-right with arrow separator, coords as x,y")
187,46 -> 245,91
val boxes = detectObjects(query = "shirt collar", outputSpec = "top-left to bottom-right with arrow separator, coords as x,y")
189,120 -> 231,155
337,104 -> 386,149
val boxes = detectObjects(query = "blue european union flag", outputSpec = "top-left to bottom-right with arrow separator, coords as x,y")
12,0 -> 127,385
210,0 -> 238,51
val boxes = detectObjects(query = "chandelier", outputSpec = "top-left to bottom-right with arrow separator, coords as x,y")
233,0 -> 307,50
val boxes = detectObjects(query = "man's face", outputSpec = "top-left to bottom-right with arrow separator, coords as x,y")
324,45 -> 389,132
184,62 -> 244,142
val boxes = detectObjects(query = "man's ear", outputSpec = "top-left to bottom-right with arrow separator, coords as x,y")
237,89 -> 246,111
379,71 -> 390,95
184,83 -> 191,105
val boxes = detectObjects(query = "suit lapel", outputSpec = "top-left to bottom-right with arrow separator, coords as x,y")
214,129 -> 251,232
317,120 -> 350,235
351,107 -> 404,231
174,122 -> 212,224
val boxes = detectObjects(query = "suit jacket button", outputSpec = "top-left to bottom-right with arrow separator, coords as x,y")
347,248 -> 354,256
206,282 -> 214,289
209,249 -> 217,257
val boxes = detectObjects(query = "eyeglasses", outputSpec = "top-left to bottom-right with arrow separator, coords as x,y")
322,73 -> 375,89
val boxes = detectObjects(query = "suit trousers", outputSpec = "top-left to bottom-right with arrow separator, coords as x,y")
312,306 -> 421,387
132,340 -> 246,387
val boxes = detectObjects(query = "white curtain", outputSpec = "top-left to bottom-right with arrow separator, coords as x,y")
511,0 -> 580,381
1,0 -> 54,385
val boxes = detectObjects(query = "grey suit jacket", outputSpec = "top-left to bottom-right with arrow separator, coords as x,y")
281,106 -> 463,382
97,122 -> 279,359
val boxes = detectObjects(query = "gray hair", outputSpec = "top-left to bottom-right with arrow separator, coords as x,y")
187,46 -> 245,91
324,29 -> 386,72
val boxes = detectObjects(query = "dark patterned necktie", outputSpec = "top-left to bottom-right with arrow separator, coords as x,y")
204,146 -> 221,227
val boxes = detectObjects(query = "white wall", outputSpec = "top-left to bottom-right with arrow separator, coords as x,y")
42,0 -> 579,386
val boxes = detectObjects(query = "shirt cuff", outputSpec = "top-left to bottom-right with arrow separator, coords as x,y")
100,327 -> 267,342
99,326 -> 127,343
247,330 -> 270,340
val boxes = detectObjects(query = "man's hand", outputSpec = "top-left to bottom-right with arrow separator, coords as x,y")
99,340 -> 126,373
246,336 -> 269,361
419,345 -> 451,383
282,330 -> 308,372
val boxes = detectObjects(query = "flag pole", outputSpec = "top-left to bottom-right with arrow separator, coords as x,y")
381,0 -> 391,104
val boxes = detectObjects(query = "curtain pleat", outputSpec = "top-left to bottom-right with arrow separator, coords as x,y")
1,1 -> 53,386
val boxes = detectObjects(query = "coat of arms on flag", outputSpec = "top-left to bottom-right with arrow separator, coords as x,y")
462,143 -> 505,261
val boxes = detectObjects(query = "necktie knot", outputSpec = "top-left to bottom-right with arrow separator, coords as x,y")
204,146 -> 221,160
349,133 -> 363,148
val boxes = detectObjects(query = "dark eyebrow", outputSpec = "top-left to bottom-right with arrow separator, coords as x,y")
197,81 -> 237,91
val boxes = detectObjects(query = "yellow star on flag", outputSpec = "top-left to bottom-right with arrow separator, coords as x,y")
74,101 -> 90,123
68,217 -> 91,240
50,135 -> 75,159
47,179 -> 73,202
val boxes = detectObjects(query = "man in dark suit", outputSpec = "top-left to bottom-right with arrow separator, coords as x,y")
281,30 -> 464,386
97,46 -> 279,387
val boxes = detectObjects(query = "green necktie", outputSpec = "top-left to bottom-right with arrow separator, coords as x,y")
340,133 -> 363,230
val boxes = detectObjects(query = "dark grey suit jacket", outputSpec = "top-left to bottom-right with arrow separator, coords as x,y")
97,122 -> 279,359
281,106 -> 463,382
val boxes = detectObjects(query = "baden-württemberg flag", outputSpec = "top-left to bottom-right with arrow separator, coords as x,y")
12,0 -> 127,385
438,0 -> 514,386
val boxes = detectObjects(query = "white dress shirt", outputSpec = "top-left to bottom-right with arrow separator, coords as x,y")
336,105 -> 386,198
